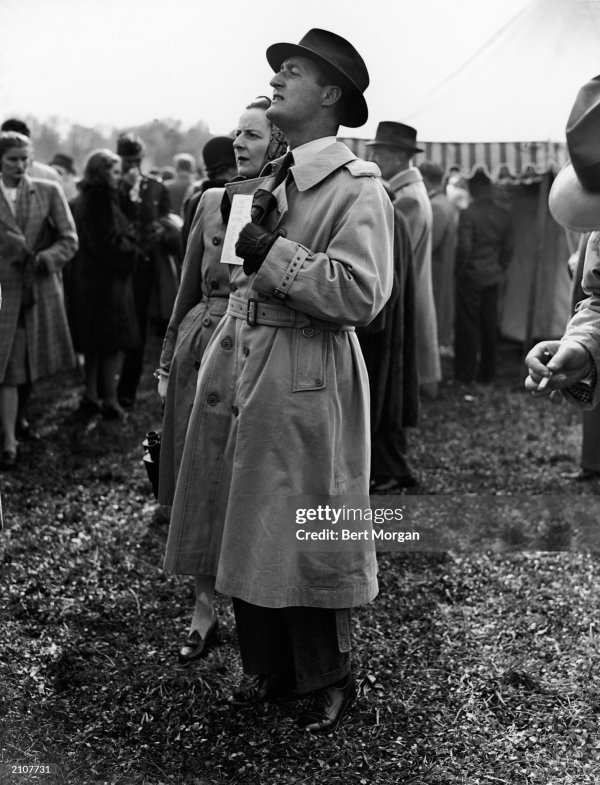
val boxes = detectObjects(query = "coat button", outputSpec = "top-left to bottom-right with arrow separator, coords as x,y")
315,378 -> 322,386
207,393 -> 219,406
221,337 -> 233,350
194,360 -> 200,371
229,282 -> 238,292
242,346 -> 249,357
231,404 -> 239,416
212,236 -> 222,246
202,316 -> 211,327
276,227 -> 287,238
302,327 -> 314,338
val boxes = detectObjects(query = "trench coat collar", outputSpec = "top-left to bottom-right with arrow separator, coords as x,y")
388,166 -> 423,194
265,141 -> 357,193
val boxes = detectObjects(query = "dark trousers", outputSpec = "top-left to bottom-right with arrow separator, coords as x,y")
232,599 -> 352,694
118,258 -> 156,403
371,424 -> 414,481
454,278 -> 499,383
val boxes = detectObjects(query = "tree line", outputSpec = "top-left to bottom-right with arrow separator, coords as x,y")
23,115 -> 214,175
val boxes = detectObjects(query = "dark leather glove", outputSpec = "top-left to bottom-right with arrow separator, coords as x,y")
251,188 -> 277,226
235,222 -> 277,275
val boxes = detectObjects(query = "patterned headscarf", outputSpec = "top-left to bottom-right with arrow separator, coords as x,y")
264,122 -> 288,166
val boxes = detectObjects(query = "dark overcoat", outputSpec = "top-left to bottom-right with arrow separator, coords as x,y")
69,185 -> 141,354
357,208 -> 419,432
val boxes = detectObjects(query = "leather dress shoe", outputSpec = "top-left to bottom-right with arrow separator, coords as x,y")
179,619 -> 218,663
560,468 -> 600,482
295,673 -> 356,733
228,673 -> 297,707
0,448 -> 18,470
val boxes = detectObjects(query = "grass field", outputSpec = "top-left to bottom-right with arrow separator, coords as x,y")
1,339 -> 600,785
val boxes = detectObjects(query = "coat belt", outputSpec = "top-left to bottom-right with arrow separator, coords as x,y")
227,293 -> 353,332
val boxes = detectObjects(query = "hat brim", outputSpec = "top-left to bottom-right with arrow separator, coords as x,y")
549,161 -> 600,232
266,42 -> 368,128
363,139 -> 424,154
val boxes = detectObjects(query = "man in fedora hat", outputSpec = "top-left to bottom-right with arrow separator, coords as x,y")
454,165 -> 513,385
166,28 -> 393,733
364,121 -> 439,490
526,75 -> 600,408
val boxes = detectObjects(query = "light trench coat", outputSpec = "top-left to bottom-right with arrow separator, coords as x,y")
158,188 -> 230,505
164,142 -> 394,609
389,168 -> 441,386
563,231 -> 600,409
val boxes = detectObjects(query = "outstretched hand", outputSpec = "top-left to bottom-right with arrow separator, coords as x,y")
524,339 -> 593,397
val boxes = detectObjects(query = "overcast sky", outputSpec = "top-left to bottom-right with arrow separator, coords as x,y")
0,0 -> 531,139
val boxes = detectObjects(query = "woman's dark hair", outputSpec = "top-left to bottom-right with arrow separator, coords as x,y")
0,131 -> 31,162
81,148 -> 120,190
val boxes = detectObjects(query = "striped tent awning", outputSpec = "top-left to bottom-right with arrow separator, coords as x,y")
341,139 -> 568,179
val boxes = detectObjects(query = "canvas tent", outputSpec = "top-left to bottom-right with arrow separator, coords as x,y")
346,0 -> 600,344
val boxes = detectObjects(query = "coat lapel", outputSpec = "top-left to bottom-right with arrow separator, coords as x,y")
20,178 -> 39,242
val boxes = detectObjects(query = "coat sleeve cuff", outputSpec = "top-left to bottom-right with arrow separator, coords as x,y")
252,237 -> 310,301
560,335 -> 600,409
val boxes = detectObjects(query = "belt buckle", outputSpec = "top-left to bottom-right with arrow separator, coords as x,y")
246,298 -> 258,327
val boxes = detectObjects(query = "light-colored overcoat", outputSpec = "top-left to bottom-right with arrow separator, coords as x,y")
0,177 -> 78,382
164,142 -> 394,609
563,231 -> 600,410
158,188 -> 230,505
429,189 -> 458,342
389,167 -> 441,385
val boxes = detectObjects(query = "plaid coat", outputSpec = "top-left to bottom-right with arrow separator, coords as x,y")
0,177 -> 78,382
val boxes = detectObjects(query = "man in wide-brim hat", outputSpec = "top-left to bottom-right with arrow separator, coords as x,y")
364,122 -> 440,402
165,27 -> 394,733
526,74 -> 600,407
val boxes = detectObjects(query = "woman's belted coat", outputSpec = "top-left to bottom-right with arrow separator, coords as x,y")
158,188 -> 230,505
164,142 -> 394,609
0,177 -> 78,382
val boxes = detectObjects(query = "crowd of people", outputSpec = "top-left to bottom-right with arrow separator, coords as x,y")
4,27 -> 600,735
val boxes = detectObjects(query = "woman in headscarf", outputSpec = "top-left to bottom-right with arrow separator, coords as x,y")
157,97 -> 287,661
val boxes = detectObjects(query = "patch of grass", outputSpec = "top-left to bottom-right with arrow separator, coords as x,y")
2,339 -> 600,784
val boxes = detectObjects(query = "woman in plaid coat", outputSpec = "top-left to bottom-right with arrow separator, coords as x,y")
0,131 -> 78,469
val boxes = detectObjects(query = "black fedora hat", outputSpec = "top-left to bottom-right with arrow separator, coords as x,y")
364,121 -> 423,154
266,28 -> 369,128
549,74 -> 600,231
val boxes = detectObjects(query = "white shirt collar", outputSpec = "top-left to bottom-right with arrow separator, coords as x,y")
0,179 -> 18,214
290,136 -> 337,168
